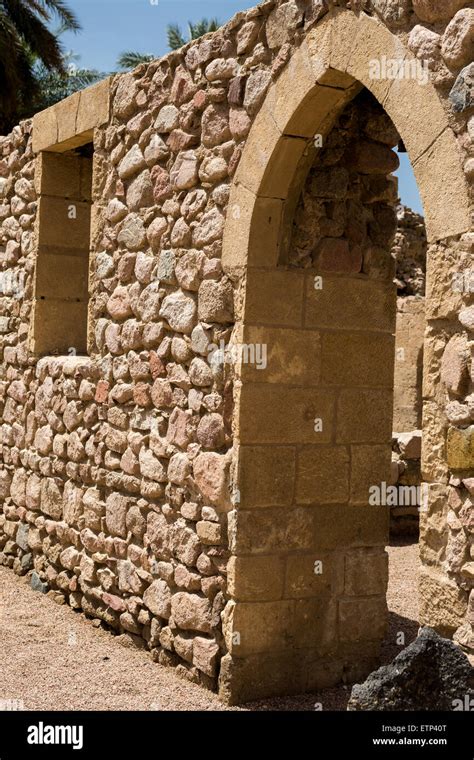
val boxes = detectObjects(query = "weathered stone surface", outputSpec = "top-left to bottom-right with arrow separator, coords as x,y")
348,628 -> 473,711
118,145 -> 146,180
160,291 -> 197,334
143,579 -> 172,619
114,73 -> 137,119
41,479 -> 63,520
16,523 -> 29,552
197,414 -> 225,449
105,493 -> 130,538
408,25 -> 441,69
155,105 -> 180,133
201,104 -> 231,148
243,70 -> 272,114
126,170 -> 154,210
139,449 -> 167,481
192,208 -> 224,248
193,452 -> 231,509
459,305 -> 474,332
266,1 -> 303,48
193,636 -> 220,676
107,287 -> 133,320
236,20 -> 260,55
117,214 -> 146,250
151,165 -> 172,202
144,134 -> 169,165
450,63 -> 474,112
413,0 -> 469,24
205,58 -> 239,82
372,0 -> 411,27
442,9 -> 474,69
147,216 -> 168,252
441,335 -> 470,396
171,592 -> 213,633
198,280 -> 233,323
31,572 -> 48,594
447,427 -> 474,470
170,151 -> 199,190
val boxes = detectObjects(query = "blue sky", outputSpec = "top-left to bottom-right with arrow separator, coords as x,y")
60,0 -> 255,71
59,0 -> 423,214
395,153 -> 423,214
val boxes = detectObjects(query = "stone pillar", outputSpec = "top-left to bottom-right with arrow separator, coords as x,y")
420,234 -> 473,646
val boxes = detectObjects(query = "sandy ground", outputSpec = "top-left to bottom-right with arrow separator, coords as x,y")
0,539 -> 420,711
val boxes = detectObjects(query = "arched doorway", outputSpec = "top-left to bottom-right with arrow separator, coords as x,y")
219,9 -> 471,704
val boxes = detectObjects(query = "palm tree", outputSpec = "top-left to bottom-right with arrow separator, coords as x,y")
117,51 -> 154,71
167,18 -> 220,50
0,0 -> 80,133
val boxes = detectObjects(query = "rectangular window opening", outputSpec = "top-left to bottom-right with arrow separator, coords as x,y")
31,143 -> 93,357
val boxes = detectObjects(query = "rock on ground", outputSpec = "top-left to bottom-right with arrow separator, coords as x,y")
348,627 -> 474,711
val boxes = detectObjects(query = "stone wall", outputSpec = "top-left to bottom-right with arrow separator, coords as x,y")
0,110 -> 233,687
391,429 -> 422,534
390,208 -> 426,532
0,0 -> 473,703
393,268 -> 426,433
393,204 -> 427,297
393,202 -> 427,433
392,296 -> 425,534
288,87 -> 400,268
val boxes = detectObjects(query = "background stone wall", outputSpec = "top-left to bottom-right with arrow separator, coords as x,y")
393,297 -> 425,432
393,210 -> 426,434
288,88 -> 400,269
393,204 -> 427,297
391,296 -> 425,535
391,211 -> 426,535
0,0 -> 473,700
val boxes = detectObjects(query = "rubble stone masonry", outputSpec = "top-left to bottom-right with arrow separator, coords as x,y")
0,0 -> 473,702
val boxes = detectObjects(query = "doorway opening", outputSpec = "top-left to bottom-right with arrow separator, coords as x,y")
236,86 -> 428,707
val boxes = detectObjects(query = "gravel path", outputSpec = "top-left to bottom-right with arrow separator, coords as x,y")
0,540 -> 420,711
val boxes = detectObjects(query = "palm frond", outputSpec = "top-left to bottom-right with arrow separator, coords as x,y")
0,13 -> 24,118
207,18 -> 220,33
0,0 -> 82,132
2,0 -> 65,70
117,51 -> 154,70
167,23 -> 185,51
35,0 -> 80,31
188,17 -> 220,40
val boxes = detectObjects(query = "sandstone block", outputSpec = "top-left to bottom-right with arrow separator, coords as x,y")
447,426 -> 474,470
227,555 -> 285,602
237,445 -> 296,509
344,549 -> 388,596
339,597 -> 387,642
295,446 -> 350,505
419,568 -> 468,635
